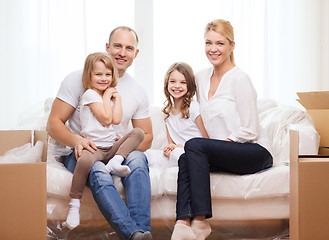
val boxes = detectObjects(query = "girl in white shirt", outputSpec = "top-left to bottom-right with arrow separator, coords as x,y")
171,20 -> 273,240
162,62 -> 208,161
66,52 -> 144,230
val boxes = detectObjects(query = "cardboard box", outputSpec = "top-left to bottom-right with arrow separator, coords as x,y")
297,91 -> 329,147
0,130 -> 47,240
290,130 -> 329,240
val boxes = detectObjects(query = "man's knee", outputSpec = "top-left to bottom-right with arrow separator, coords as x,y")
124,151 -> 148,170
88,161 -> 114,187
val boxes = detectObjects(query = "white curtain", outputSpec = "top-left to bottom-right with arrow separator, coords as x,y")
0,0 -> 328,129
153,0 -> 329,106
0,0 -> 134,129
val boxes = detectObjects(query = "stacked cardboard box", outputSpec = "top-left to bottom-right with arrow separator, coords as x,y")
0,130 -> 47,240
290,91 -> 329,240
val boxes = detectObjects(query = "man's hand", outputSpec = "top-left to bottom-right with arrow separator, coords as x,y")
74,136 -> 97,159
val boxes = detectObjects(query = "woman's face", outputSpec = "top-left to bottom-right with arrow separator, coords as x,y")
204,30 -> 234,67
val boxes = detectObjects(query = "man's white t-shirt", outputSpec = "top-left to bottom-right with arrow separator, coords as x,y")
80,89 -> 117,148
57,69 -> 150,138
165,101 -> 203,146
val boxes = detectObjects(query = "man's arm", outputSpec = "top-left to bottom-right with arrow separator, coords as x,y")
46,98 -> 97,158
131,117 -> 153,152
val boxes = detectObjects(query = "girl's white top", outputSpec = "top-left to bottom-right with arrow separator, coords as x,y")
195,66 -> 273,154
80,89 -> 116,148
165,101 -> 203,146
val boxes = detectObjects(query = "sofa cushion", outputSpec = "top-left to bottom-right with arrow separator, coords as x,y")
161,165 -> 290,199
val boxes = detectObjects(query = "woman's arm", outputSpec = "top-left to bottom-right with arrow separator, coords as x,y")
195,115 -> 209,138
229,75 -> 258,142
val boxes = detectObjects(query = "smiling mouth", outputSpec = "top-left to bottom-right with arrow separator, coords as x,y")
172,89 -> 183,93
209,54 -> 221,58
115,58 -> 126,64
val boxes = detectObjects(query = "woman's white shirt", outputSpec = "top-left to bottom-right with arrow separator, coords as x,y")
196,66 -> 272,154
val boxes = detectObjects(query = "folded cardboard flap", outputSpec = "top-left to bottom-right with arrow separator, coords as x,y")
0,130 -> 31,156
297,91 -> 329,109
297,91 -> 329,147
0,130 -> 48,162
34,130 -> 48,162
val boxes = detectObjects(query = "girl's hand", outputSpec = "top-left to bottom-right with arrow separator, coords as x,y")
163,143 -> 176,157
112,91 -> 121,100
103,87 -> 117,99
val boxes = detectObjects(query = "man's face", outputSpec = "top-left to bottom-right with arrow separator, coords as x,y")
106,29 -> 139,77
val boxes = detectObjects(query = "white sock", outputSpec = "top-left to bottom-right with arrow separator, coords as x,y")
65,198 -> 80,230
105,155 -> 131,177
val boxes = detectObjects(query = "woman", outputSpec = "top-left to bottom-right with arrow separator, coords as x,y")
171,19 -> 273,240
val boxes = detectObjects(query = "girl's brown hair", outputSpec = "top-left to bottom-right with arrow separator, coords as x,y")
162,62 -> 196,120
82,52 -> 118,90
205,19 -> 235,64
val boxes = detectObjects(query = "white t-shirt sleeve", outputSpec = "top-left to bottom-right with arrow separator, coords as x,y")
189,101 -> 201,122
132,86 -> 150,119
81,89 -> 103,106
56,70 -> 84,108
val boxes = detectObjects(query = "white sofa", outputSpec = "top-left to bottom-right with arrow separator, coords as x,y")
44,99 -> 319,239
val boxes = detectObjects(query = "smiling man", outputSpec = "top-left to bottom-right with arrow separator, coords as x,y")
47,26 -> 153,240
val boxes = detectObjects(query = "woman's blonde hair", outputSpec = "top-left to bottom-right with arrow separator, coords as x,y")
162,62 -> 196,120
205,19 -> 235,64
82,52 -> 118,90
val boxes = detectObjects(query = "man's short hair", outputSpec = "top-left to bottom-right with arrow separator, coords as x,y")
108,26 -> 139,46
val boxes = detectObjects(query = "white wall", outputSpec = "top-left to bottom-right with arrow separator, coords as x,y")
0,0 -> 329,129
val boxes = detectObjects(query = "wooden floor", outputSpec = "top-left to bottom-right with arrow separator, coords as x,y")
47,219 -> 290,240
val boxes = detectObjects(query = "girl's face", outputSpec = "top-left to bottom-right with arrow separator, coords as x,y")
90,60 -> 112,94
167,70 -> 188,100
204,30 -> 234,67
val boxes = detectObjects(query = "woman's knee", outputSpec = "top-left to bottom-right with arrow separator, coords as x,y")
184,137 -> 205,151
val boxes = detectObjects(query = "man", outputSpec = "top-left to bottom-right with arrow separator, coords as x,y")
47,26 -> 153,240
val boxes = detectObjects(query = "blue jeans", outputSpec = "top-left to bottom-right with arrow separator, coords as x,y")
62,150 -> 152,240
